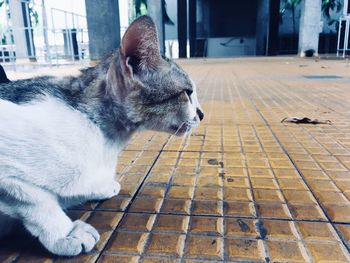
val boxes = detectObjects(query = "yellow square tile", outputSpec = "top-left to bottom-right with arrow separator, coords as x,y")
224,188 -> 252,201
156,158 -> 177,166
308,180 -> 339,191
172,175 -> 196,186
146,174 -> 171,184
263,220 -> 297,239
334,180 -> 350,192
336,224 -> 350,244
189,216 -> 223,235
203,152 -> 222,159
256,203 -> 291,218
289,204 -> 326,220
133,157 -> 157,165
175,166 -> 197,176
106,231 -> 148,254
129,198 -> 162,213
297,222 -> 337,241
224,159 -> 245,167
283,190 -> 316,205
249,168 -> 274,178
223,201 -> 255,217
253,189 -> 284,203
315,191 -> 349,205
224,153 -> 244,159
243,146 -> 262,153
266,153 -> 289,160
223,177 -> 250,188
120,214 -> 155,232
153,215 -> 188,233
264,146 -> 284,153
270,160 -> 294,169
88,212 -> 123,231
247,159 -> 270,168
138,186 -> 166,198
198,167 -> 219,177
185,236 -> 223,259
127,165 -> 151,174
197,177 -> 222,187
182,152 -> 201,159
251,178 -> 279,189
226,239 -> 263,261
295,161 -> 320,170
319,161 -> 347,171
224,218 -> 258,237
167,186 -> 194,199
324,205 -> 350,222
145,233 -> 185,256
152,165 -> 175,174
161,199 -> 191,214
267,241 -> 305,262
290,153 -> 313,162
178,158 -> 199,167
120,176 -> 142,188
300,169 -> 329,180
223,167 -> 248,177
194,187 -> 222,200
306,242 -> 349,262
328,170 -> 350,180
192,200 -> 222,216
278,178 -> 308,190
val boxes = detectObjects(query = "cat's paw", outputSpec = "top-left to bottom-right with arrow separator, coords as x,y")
93,181 -> 121,200
50,220 -> 100,256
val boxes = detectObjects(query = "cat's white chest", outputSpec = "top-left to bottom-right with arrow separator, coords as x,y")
0,96 -> 120,197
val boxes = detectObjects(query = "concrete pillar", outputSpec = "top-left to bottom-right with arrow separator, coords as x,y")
85,0 -> 120,61
344,0 -> 349,15
189,0 -> 196,57
256,0 -> 269,55
148,0 -> 165,55
8,0 -> 28,58
177,0 -> 187,58
268,0 -> 280,56
298,0 -> 322,56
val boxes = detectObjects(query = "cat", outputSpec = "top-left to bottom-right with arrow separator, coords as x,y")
0,65 -> 10,83
0,16 -> 204,256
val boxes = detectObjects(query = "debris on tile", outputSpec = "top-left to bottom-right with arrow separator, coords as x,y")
256,220 -> 267,239
237,219 -> 251,232
208,159 -> 219,165
281,117 -> 332,125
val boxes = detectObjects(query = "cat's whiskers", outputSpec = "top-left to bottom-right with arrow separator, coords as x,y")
172,121 -> 186,137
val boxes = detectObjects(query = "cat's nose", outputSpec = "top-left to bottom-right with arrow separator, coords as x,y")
196,108 -> 204,121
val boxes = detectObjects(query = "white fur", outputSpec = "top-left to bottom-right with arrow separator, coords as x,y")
0,96 -> 121,256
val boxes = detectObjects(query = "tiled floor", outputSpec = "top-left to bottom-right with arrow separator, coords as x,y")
2,57 -> 350,262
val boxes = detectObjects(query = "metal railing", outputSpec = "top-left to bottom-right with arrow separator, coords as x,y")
0,0 -> 90,71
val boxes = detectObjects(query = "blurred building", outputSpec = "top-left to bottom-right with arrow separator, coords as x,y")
0,0 -> 349,67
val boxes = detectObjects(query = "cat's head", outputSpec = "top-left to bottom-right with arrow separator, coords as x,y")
107,16 -> 204,135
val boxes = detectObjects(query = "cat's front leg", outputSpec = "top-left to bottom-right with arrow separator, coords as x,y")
89,179 -> 121,200
0,177 -> 100,256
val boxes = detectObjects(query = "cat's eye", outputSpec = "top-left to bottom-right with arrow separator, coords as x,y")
184,89 -> 193,103
185,89 -> 193,97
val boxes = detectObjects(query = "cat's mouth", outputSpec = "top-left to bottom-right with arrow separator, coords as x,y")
170,121 -> 196,136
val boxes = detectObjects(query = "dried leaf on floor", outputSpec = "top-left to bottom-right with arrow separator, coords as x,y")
281,117 -> 332,125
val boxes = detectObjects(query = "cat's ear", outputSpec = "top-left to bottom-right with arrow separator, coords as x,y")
120,16 -> 161,75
